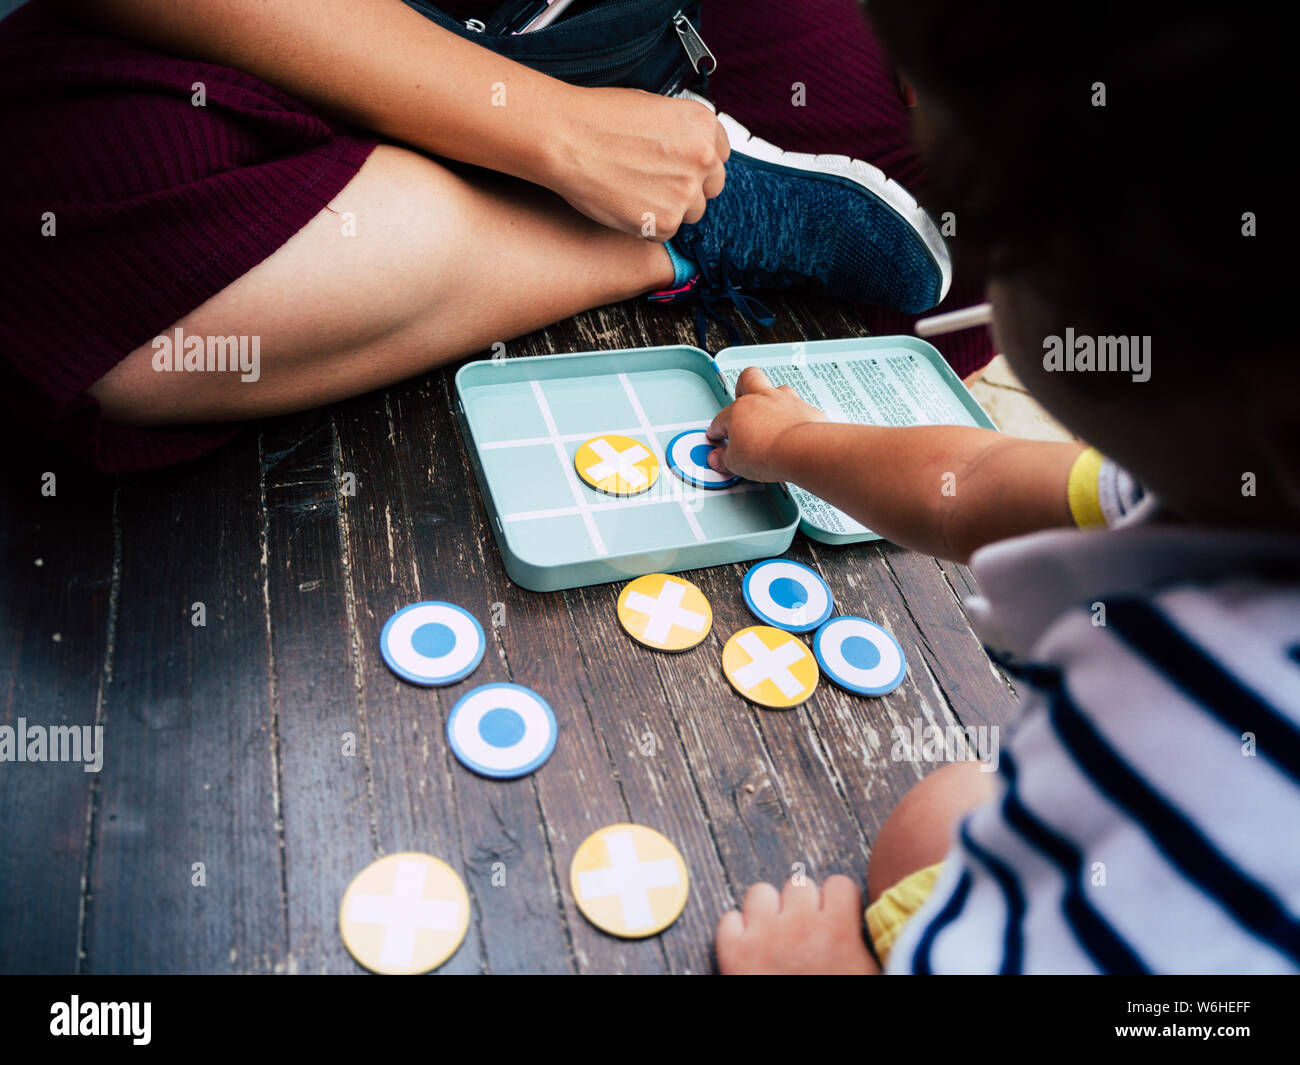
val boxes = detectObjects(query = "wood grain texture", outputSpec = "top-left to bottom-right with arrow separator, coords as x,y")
0,459 -> 115,973
0,294 -> 1019,973
82,438 -> 285,973
258,410 -> 374,973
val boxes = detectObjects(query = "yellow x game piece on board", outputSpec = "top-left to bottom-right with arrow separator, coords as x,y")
575,434 -> 660,496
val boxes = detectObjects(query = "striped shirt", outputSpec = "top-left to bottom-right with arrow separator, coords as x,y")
887,498 -> 1300,973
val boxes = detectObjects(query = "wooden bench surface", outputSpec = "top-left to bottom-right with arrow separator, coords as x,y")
0,294 -> 1019,973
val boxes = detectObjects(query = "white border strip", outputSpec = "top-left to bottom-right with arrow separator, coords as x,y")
502,481 -> 763,523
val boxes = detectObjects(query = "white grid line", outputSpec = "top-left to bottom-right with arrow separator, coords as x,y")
501,482 -> 763,523
618,373 -> 707,543
529,379 -> 607,557
480,419 -> 710,451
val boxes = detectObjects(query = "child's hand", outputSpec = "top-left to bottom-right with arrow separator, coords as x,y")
706,366 -> 827,482
715,876 -> 879,974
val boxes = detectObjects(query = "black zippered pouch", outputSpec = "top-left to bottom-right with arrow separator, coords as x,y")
401,0 -> 713,95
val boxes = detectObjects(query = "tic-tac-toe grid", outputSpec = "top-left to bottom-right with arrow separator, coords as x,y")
461,361 -> 794,575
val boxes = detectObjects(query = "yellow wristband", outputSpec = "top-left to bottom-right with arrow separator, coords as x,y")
1067,446 -> 1107,528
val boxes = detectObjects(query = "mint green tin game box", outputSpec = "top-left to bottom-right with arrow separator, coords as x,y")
453,336 -> 995,592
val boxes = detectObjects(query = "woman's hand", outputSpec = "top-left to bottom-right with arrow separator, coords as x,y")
706,367 -> 828,482
542,87 -> 729,240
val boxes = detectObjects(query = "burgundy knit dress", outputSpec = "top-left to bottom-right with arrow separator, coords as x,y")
0,0 -> 990,472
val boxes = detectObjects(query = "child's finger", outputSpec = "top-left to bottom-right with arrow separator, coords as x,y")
820,874 -> 864,917
781,878 -> 820,913
715,908 -> 744,944
706,402 -> 731,443
706,443 -> 733,475
735,365 -> 776,397
742,882 -> 780,923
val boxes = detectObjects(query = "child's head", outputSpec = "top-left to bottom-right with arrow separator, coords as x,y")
871,2 -> 1296,530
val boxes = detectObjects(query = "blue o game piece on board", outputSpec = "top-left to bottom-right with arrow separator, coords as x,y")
666,429 -> 740,489
447,683 -> 558,779
380,601 -> 486,686
813,616 -> 907,696
742,559 -> 833,633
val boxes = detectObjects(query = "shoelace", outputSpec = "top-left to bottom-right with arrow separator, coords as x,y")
653,240 -> 814,350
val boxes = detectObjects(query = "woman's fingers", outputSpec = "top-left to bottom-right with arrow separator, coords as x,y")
682,191 -> 708,227
702,159 -> 726,200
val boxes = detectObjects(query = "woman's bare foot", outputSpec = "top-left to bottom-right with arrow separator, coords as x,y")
715,875 -> 879,974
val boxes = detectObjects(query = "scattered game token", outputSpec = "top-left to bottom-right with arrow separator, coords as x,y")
742,558 -> 833,633
570,824 -> 690,938
574,433 -> 660,496
814,616 -> 908,696
665,429 -> 740,489
447,682 -> 558,779
722,625 -> 819,709
616,573 -> 712,652
339,852 -> 470,974
380,601 -> 485,686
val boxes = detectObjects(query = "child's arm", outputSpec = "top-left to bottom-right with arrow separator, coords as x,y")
707,368 -> 1084,564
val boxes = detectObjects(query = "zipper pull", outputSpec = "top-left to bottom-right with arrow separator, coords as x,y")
672,12 -> 717,76
464,18 -> 486,33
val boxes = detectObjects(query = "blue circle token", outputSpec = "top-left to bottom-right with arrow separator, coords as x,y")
447,683 -> 558,779
666,429 -> 740,489
380,601 -> 486,686
742,559 -> 833,633
813,616 -> 907,695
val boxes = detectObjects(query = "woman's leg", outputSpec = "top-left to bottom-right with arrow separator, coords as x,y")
89,144 -> 675,426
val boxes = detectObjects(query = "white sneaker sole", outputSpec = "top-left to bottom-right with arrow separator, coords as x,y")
677,89 -> 953,306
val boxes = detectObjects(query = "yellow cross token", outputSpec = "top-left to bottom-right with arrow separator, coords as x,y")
570,824 -> 689,938
722,625 -> 819,709
575,434 -> 660,496
617,573 -> 712,652
339,852 -> 470,974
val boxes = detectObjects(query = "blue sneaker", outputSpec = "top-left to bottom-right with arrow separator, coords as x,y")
650,91 -> 951,347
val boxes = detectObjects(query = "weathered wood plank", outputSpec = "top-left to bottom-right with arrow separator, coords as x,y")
880,550 -> 1020,731
763,541 -> 924,845
560,579 -> 736,973
258,411 -> 375,973
82,437 -> 285,973
0,458 -> 115,973
689,560 -> 872,885
328,381 -> 490,975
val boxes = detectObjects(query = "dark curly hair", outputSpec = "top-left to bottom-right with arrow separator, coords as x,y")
867,2 -> 1286,363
